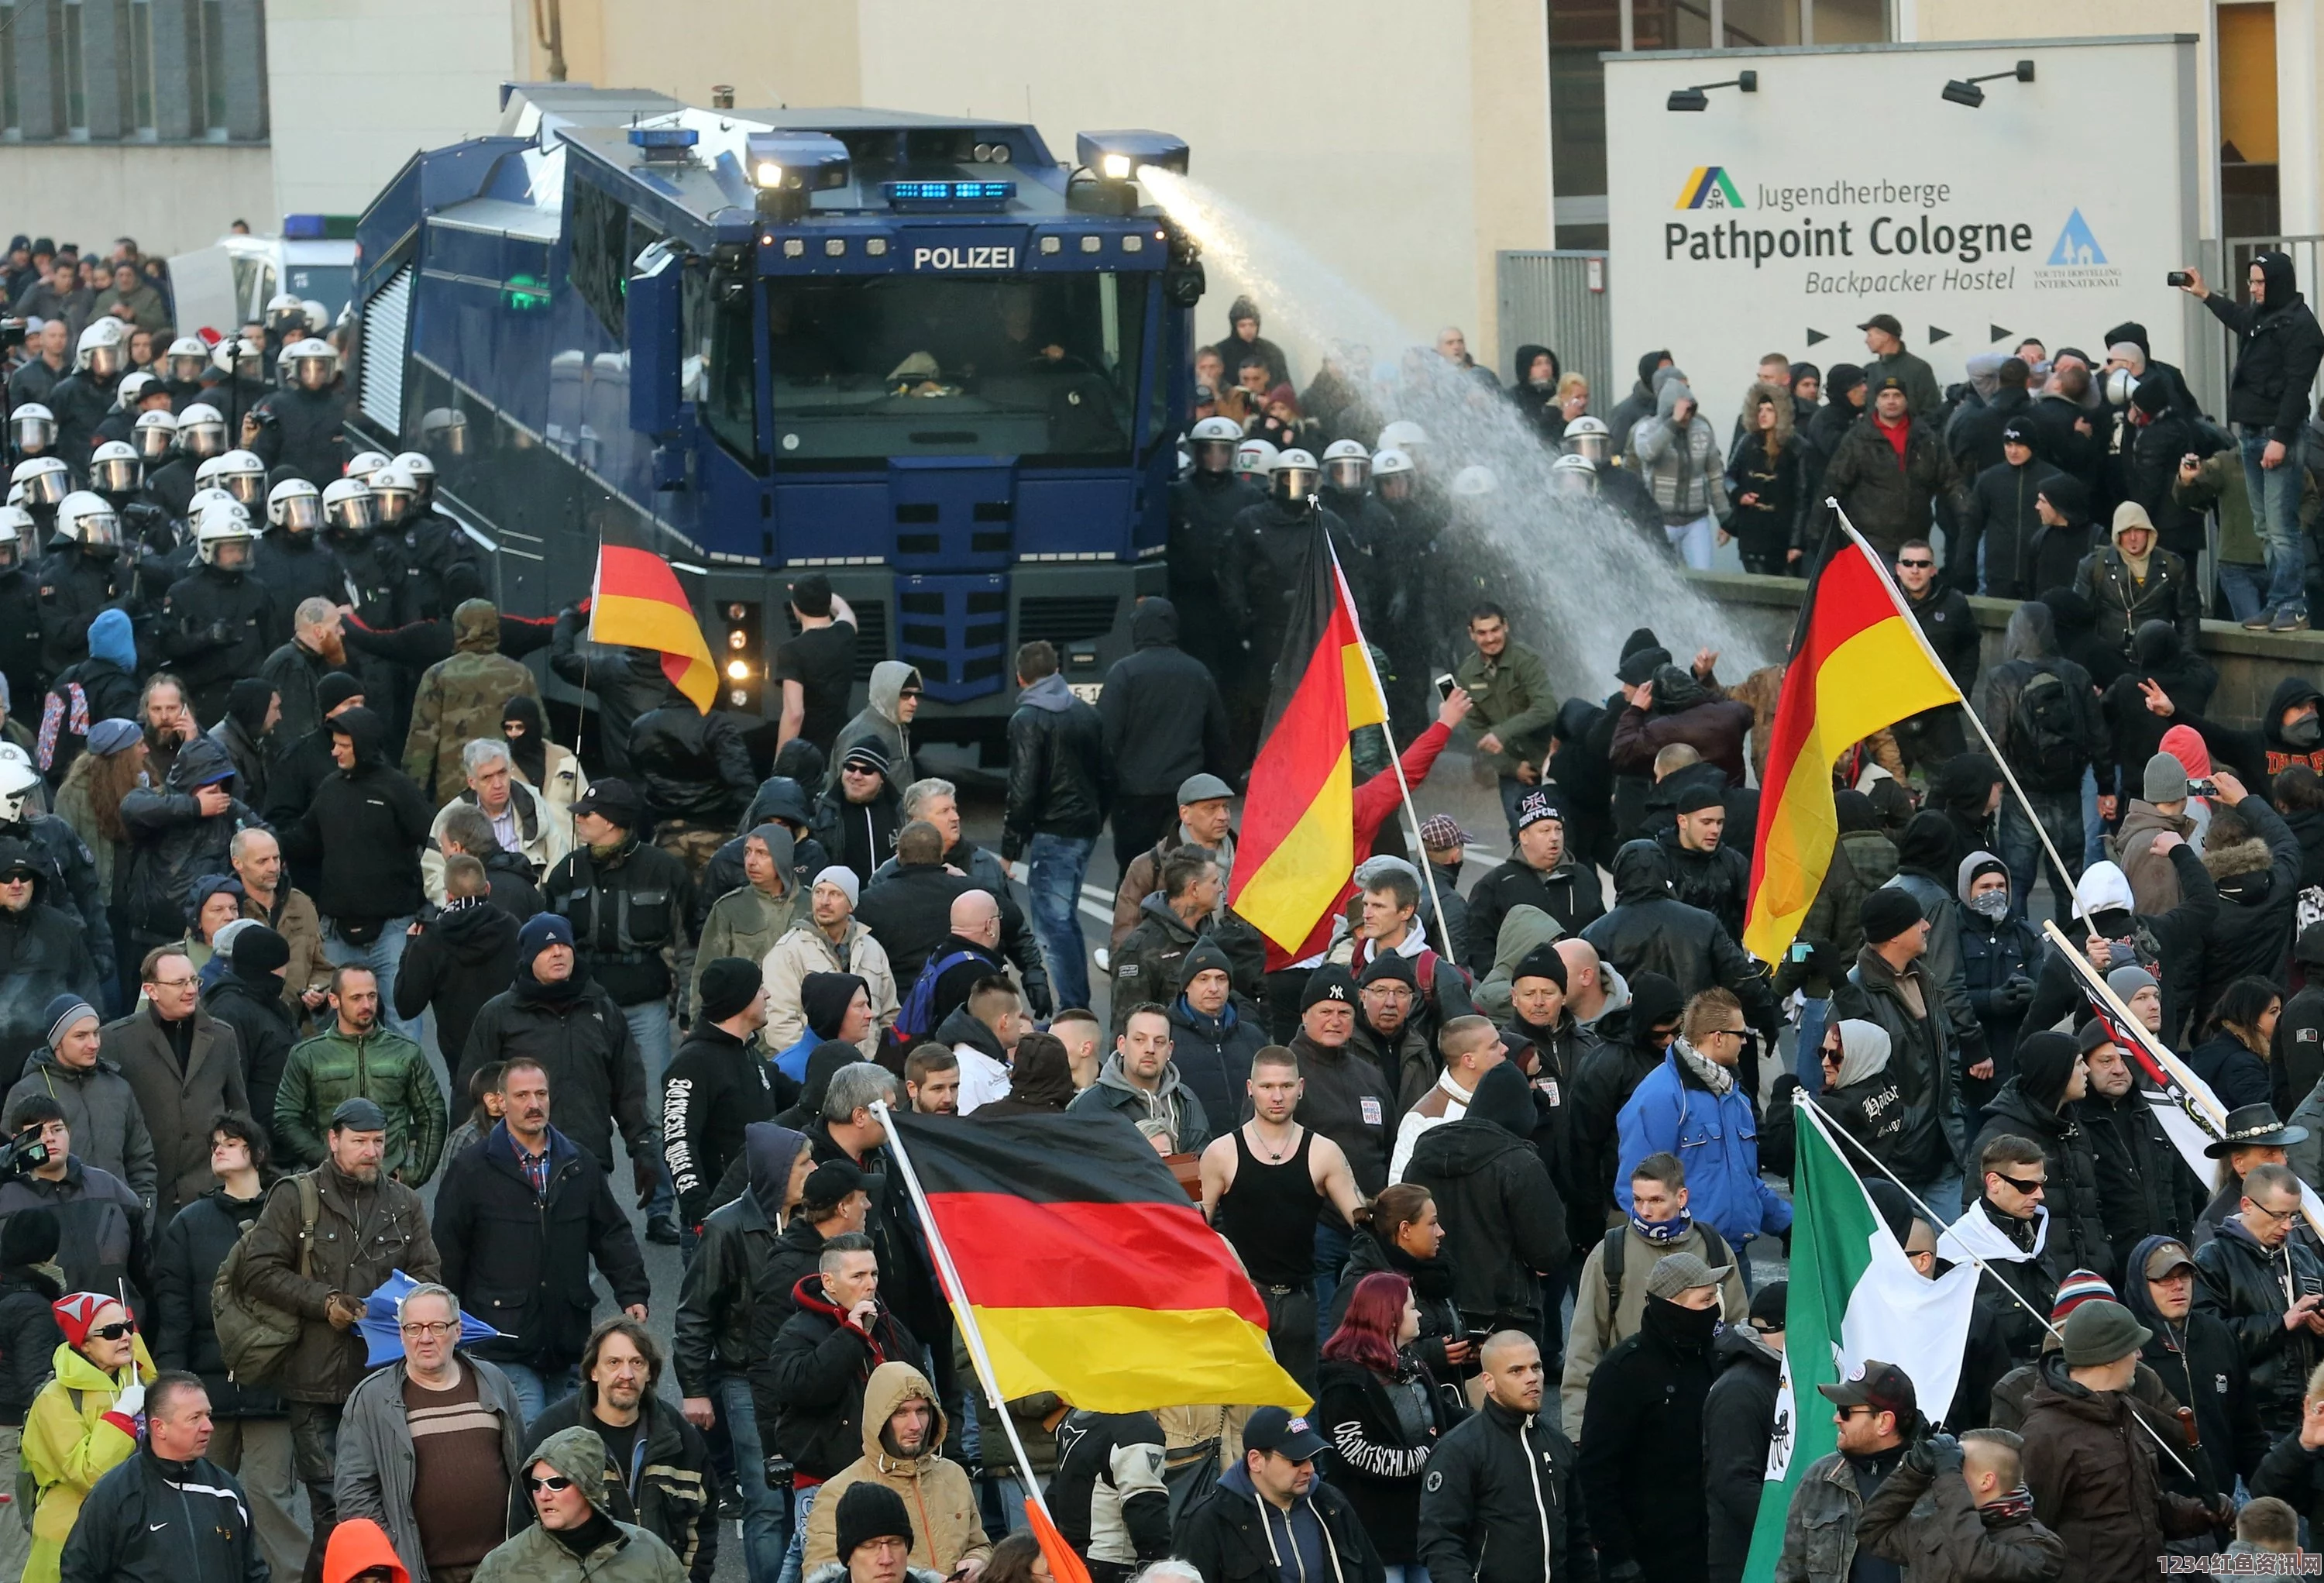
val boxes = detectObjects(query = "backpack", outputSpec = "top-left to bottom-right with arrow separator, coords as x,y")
1601,1220 -> 1731,1316
211,1172 -> 321,1387
894,948 -> 986,1043
2010,668 -> 2083,786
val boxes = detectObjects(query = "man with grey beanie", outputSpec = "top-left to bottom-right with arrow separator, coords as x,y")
2116,752 -> 2199,914
762,865 -> 896,1060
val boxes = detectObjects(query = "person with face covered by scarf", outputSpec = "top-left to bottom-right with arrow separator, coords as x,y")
2022,848 -> 2219,1048
1958,852 -> 2040,1103
1576,1251 -> 1724,1583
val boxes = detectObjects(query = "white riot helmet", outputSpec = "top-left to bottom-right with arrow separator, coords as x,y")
264,292 -> 308,336
132,408 -> 179,463
1377,419 -> 1428,455
55,490 -> 121,553
344,451 -> 390,485
1550,453 -> 1599,494
0,505 -> 29,572
390,451 -> 438,510
6,404 -> 55,457
216,449 -> 266,506
301,300 -> 328,332
115,371 -> 156,411
2104,367 -> 2140,409
194,458 -> 227,491
1452,465 -> 1497,498
1188,415 -> 1241,476
9,457 -> 69,509
177,402 -> 229,459
165,336 -> 211,384
88,441 -> 142,495
1563,415 -> 1611,465
75,320 -> 126,379
1233,438 -> 1279,486
0,748 -> 40,826
212,337 -> 265,382
282,338 -> 339,392
321,477 -> 378,534
195,497 -> 259,570
1270,447 -> 1320,504
371,463 -> 417,525
1370,446 -> 1415,502
1321,438 -> 1370,492
268,477 -> 322,533
187,487 -> 237,521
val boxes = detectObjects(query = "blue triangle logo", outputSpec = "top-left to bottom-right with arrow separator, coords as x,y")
2047,209 -> 2106,267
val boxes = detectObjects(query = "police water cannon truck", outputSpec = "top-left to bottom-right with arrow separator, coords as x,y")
349,84 -> 1205,736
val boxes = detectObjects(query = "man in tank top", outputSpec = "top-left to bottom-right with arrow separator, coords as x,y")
1198,1044 -> 1363,1393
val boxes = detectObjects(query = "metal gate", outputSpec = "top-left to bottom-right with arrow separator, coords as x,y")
1495,250 -> 1613,408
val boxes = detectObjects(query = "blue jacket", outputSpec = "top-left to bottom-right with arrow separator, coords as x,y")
1614,1045 -> 1791,1248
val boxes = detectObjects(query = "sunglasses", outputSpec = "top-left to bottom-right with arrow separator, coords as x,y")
1992,1172 -> 2046,1196
1897,559 -> 1936,570
90,1321 -> 135,1340
526,1475 -> 575,1492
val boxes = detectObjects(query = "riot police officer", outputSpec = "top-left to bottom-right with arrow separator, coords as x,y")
36,490 -> 135,678
1218,448 -> 1362,746
0,506 -> 43,714
161,497 -> 276,722
1318,439 -> 1395,616
0,742 -> 115,996
1167,415 -> 1260,685
160,336 -> 212,410
150,402 -> 226,518
320,477 -> 413,720
46,322 -> 129,463
252,338 -> 349,485
6,404 -> 66,474
202,336 -> 271,435
11,456 -> 72,549
383,451 -> 483,617
253,477 -> 342,642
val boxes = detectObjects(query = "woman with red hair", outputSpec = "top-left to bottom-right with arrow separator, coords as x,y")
1315,1271 -> 1457,1582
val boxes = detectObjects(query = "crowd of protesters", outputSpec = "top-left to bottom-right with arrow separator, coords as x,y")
0,235 -> 2322,1583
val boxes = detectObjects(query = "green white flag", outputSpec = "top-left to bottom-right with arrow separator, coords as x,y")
1742,1096 -> 1978,1578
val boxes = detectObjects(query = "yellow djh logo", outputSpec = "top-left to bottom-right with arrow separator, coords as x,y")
1675,167 -> 1745,209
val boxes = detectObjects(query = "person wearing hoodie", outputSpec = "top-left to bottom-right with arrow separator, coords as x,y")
2189,773 -> 2305,1025
1703,1285 -> 1786,1583
1956,854 -> 2039,1101
405,845 -> 528,1072
825,663 -> 920,796
1582,841 -> 1778,1045
1164,938 -> 1267,1131
1606,349 -> 1674,457
1097,598 -> 1230,869
1724,379 -> 1803,573
1807,373 -> 1969,564
1795,360 -> 1865,521
1975,602 -> 2108,924
813,742 -> 903,893
1466,903 -> 1563,1025
2072,501 -> 2202,665
693,825 -> 810,1013
662,958 -> 780,1232
966,1028 -> 1076,1120
1067,1004 -> 1212,1154
1816,1017 -> 1912,1178
116,731 -> 262,980
207,676 -> 277,814
1970,1031 -> 2112,1282
37,608 -> 140,788
1623,374 -> 1731,568
1563,968 -> 1684,1239
5,994 -> 155,1206
800,1361 -> 987,1576
2023,852 -> 2217,1048
2178,252 -> 2324,631
1960,417 -> 2066,600
1614,989 -> 1790,1265
1576,1251 -> 1723,1581
476,1424 -> 686,1583
1508,343 -> 1569,441
2121,1234 -> 2266,1509
1002,640 -> 1112,1016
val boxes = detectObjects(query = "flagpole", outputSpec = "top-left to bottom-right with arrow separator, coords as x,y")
1826,503 -> 2085,917
1323,532 -> 1457,960
867,1100 -> 1068,1528
1797,1093 -> 2201,1479
2034,918 -> 2226,1130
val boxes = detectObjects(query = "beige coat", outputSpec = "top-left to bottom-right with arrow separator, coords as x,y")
801,1362 -> 990,1575
242,886 -> 330,1017
761,918 -> 899,1057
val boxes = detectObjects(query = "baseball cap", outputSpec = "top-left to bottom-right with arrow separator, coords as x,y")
2143,1239 -> 2197,1281
1817,1358 -> 1917,1421
1858,313 -> 1904,337
1242,1406 -> 1328,1461
572,778 -> 644,826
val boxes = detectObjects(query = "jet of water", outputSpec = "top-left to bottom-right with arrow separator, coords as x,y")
1141,165 -> 1770,698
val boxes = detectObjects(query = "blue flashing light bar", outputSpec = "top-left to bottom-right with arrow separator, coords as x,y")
882,179 -> 1016,212
628,125 -> 701,150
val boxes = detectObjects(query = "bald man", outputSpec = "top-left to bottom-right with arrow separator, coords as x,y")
922,887 -> 1009,1034
1555,938 -> 1621,1029
1418,1332 -> 1585,1583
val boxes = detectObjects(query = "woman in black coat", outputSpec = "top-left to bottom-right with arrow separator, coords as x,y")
1724,380 -> 1803,575
1328,1184 -> 1475,1392
1314,1270 -> 1457,1568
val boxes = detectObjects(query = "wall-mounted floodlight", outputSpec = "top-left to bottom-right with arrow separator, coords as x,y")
1942,59 -> 2035,108
1666,70 -> 1758,112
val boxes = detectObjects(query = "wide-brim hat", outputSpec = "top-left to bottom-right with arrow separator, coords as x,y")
2205,1102 -> 2309,1157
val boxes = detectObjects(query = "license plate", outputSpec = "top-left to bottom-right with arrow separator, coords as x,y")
1068,683 -> 1103,703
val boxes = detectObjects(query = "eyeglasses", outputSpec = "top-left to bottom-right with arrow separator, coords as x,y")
1992,1172 -> 2046,1196
148,976 -> 198,990
90,1321 -> 135,1340
399,1320 -> 459,1338
525,1475 -> 574,1492
1897,559 -> 1936,570
2247,1199 -> 2299,1223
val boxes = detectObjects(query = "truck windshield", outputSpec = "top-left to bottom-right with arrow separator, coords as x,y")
766,272 -> 1149,465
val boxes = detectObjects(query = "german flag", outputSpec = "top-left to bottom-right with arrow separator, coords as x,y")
1226,535 -> 1387,953
588,542 -> 719,712
889,1111 -> 1308,1412
1743,531 -> 1965,965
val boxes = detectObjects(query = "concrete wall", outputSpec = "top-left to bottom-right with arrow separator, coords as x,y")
0,143 -> 276,257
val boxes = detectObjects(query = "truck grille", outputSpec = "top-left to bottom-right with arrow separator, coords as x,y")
1017,595 -> 1119,648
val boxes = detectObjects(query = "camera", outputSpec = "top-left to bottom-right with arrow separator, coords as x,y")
0,318 -> 24,354
2188,776 -> 2219,798
1434,673 -> 1457,701
0,1124 -> 51,1179
2167,270 -> 2193,287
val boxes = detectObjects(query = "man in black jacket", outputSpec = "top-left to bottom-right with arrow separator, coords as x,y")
2127,1234 -> 2267,1508
1461,794 -> 1604,972
854,821 -> 975,987
1703,1285 -> 1784,1583
2179,251 -> 2324,631
2194,1160 -> 2324,1440
1577,1253 -> 1723,1583
627,688 -> 757,872
394,854 -> 521,1077
1404,1058 -> 1566,1341
1003,640 -> 1112,1017
1415,1332 -> 1592,1583
1833,887 -> 1963,1221
1962,421 -> 2066,601
198,927 -> 297,1158
1174,1405 -> 1384,1583
276,705 -> 434,1036
1967,1031 -> 2112,1284
56,1371 -> 268,1583
431,1056 -> 651,1422
1098,599 -> 1230,869
2075,1024 -> 2202,1278
662,958 -> 778,1233
1579,841 -> 1776,1044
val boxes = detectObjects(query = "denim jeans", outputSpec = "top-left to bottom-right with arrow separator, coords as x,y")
497,1361 -> 579,1426
623,1000 -> 678,1223
721,1373 -> 790,1583
1025,832 -> 1096,1012
777,1483 -> 822,1583
1795,996 -> 1831,1089
1908,1165 -> 1965,1229
2220,559 -> 2272,624
1998,789 -> 2083,926
2240,425 -> 2310,617
1666,513 -> 1717,570
1312,1219 -> 1352,1324
323,916 -> 416,1038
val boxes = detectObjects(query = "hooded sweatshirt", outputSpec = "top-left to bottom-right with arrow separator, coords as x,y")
800,1361 -> 989,1574
826,663 -> 920,792
1629,378 -> 1731,525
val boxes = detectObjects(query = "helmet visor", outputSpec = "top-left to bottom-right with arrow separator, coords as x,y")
208,536 -> 253,571
83,344 -> 122,380
277,494 -> 322,532
373,486 -> 413,524
1325,457 -> 1368,491
133,425 -> 175,462
168,353 -> 207,382
75,508 -> 121,549
1192,439 -> 1235,475
16,470 -> 64,508
295,358 -> 334,391
1569,432 -> 1607,463
325,494 -> 378,532
1272,467 -> 1318,502
91,456 -> 142,494
223,470 -> 263,506
6,415 -> 53,453
181,421 -> 227,459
